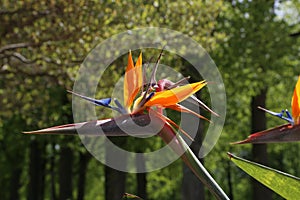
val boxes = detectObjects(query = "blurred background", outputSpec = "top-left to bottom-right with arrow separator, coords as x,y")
1,0 -> 300,200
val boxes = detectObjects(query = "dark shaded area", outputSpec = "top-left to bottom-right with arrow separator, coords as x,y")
251,89 -> 273,200
77,153 -> 91,200
27,140 -> 45,200
59,146 -> 74,200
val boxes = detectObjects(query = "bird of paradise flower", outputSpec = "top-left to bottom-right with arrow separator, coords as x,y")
24,51 -> 229,199
234,76 -> 300,144
228,77 -> 300,199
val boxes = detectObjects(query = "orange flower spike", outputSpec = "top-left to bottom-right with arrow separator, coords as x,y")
167,104 -> 210,122
135,52 -> 143,90
150,108 -> 194,142
130,52 -> 143,105
145,81 -> 207,107
291,76 -> 300,124
124,51 -> 136,111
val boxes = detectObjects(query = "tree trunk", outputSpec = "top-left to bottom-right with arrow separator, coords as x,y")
58,88 -> 74,200
105,137 -> 127,200
59,146 -> 74,200
136,153 -> 147,199
226,159 -> 234,200
50,143 -> 57,200
251,88 -> 272,200
182,162 -> 205,200
105,166 -> 126,200
77,152 -> 91,200
27,140 -> 45,200
182,92 -> 205,200
9,166 -> 22,200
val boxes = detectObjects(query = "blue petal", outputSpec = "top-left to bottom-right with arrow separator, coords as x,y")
285,109 -> 293,121
274,110 -> 284,118
258,106 -> 294,124
68,90 -> 112,107
113,98 -> 127,114
95,98 -> 111,107
68,90 -> 126,114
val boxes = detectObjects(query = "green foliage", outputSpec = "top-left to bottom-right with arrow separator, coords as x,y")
229,153 -> 300,199
84,159 -> 105,200
147,160 -> 182,200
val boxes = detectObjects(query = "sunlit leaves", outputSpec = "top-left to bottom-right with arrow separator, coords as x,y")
228,153 -> 300,199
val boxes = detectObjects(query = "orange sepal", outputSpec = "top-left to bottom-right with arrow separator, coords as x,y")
150,108 -> 194,142
292,76 -> 300,124
124,51 -> 136,110
130,52 -> 143,106
135,52 -> 143,89
145,81 -> 207,107
167,104 -> 210,122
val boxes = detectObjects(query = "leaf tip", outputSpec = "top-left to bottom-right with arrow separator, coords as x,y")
22,130 -> 43,135
227,152 -> 234,159
230,139 -> 250,145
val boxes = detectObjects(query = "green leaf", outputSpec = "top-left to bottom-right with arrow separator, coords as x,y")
228,152 -> 300,199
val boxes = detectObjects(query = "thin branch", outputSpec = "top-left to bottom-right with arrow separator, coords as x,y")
11,52 -> 35,64
0,42 -> 32,53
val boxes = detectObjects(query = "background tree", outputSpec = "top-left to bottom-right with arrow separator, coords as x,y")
212,0 -> 300,199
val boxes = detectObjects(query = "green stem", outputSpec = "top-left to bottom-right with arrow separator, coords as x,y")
159,124 -> 229,200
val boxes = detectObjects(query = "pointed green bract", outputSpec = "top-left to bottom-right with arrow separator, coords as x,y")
228,152 -> 300,199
